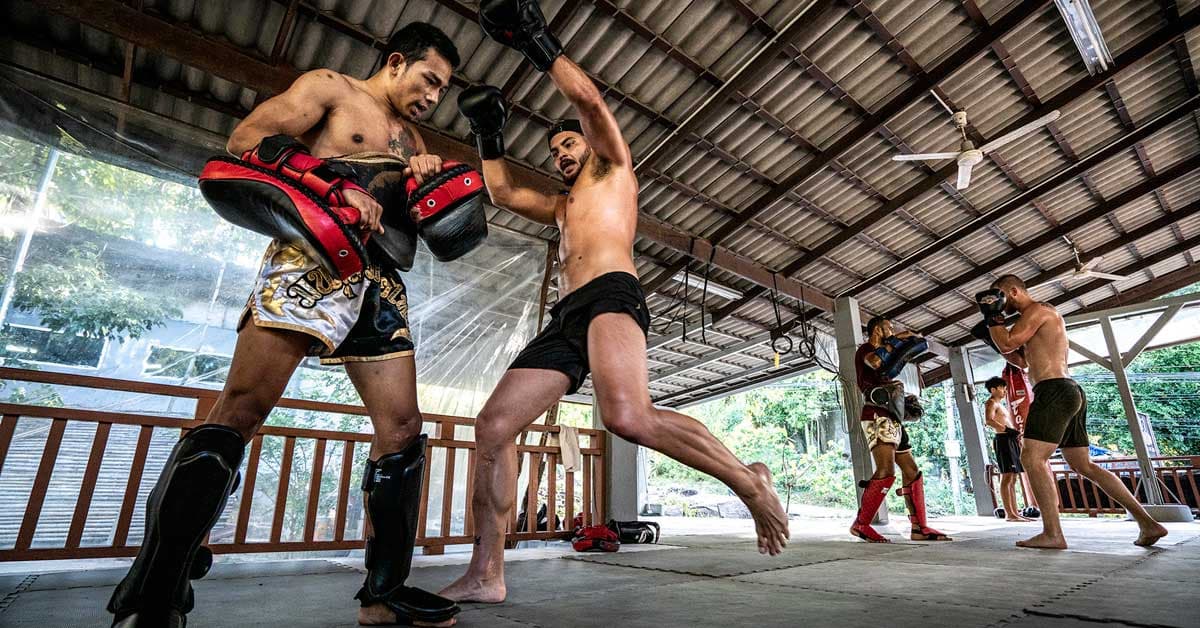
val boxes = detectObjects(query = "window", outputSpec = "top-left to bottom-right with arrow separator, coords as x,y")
0,323 -> 106,368
144,345 -> 232,383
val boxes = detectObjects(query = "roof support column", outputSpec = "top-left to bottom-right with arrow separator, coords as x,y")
834,296 -> 886,524
948,346 -> 994,516
1097,315 -> 1165,505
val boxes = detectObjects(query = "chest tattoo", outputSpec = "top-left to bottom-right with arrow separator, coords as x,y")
388,126 -> 420,160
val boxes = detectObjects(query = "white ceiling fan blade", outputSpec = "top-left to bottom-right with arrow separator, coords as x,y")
956,162 -> 974,189
979,110 -> 1062,154
1028,271 -> 1071,290
1086,271 -> 1130,281
892,152 -> 961,162
1079,257 -> 1103,272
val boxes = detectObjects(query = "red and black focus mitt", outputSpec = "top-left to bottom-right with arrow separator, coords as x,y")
199,135 -> 371,280
406,161 -> 488,262
572,524 -> 619,553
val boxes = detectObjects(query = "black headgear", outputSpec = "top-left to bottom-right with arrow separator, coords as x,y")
547,119 -> 583,146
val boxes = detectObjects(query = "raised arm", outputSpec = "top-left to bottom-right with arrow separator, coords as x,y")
478,0 -> 630,167
990,307 -> 1046,354
227,70 -> 342,154
1004,348 -> 1029,370
458,84 -> 562,226
547,56 -> 630,167
481,159 -> 562,225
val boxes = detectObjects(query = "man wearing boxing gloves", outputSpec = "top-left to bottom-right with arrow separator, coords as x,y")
439,0 -> 790,604
108,23 -> 472,627
850,316 -> 950,543
977,275 -> 1167,549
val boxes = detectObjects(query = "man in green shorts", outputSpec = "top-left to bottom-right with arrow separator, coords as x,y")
977,275 -> 1167,549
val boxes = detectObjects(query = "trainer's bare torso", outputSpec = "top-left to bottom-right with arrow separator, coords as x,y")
298,71 -> 422,161
555,157 -> 639,295
989,400 -> 1015,430
1021,302 -> 1071,384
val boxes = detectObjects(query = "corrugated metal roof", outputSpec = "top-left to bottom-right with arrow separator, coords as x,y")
2,0 -> 1198,404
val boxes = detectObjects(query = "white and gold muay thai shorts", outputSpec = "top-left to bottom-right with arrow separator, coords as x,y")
860,408 -> 912,453
240,240 -> 414,364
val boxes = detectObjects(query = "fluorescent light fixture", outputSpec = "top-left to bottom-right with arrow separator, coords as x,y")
671,272 -> 743,300
1055,0 -> 1113,75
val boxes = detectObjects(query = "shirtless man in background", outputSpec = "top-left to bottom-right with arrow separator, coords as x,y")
438,0 -> 789,604
978,274 -> 1167,549
983,377 -> 1031,522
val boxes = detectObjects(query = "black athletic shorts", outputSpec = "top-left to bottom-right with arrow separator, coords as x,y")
993,428 -> 1024,474
1025,378 -> 1089,448
508,271 -> 651,394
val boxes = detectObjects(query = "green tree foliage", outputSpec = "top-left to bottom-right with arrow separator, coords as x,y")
646,371 -> 977,516
1072,341 -> 1200,456
9,245 -> 180,340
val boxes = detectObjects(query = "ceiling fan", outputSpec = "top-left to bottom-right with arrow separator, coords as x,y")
1031,237 -> 1130,288
892,109 -> 1062,190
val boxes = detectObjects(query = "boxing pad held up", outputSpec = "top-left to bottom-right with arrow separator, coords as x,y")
201,157 -> 368,280
407,162 -> 488,262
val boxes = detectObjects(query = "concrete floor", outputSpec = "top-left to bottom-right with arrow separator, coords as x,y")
2,517 -> 1197,627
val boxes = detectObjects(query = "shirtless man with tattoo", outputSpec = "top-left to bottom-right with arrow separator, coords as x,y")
979,275 -> 1167,549
108,22 -> 465,627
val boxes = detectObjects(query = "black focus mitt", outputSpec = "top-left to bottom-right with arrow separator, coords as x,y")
407,162 -> 488,261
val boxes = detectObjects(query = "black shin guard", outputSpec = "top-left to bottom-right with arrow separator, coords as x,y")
355,435 -> 460,625
108,424 -> 245,628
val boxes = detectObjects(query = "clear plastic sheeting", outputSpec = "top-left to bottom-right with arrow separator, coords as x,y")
0,64 -> 548,424
0,63 -> 227,186
408,232 -> 544,418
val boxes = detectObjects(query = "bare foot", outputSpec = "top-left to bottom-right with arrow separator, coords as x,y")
438,574 -> 506,604
1016,532 -> 1067,549
358,603 -> 456,626
742,463 -> 790,556
1134,523 -> 1168,547
1006,516 -> 1033,522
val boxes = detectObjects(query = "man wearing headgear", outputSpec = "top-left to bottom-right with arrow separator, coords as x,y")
441,0 -> 790,604
850,315 -> 949,543
107,23 -> 475,627
976,275 -> 1166,549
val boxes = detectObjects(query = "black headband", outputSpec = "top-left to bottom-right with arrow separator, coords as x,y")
547,119 -> 583,146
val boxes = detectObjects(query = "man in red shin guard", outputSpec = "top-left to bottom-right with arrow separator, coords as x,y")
850,316 -> 951,543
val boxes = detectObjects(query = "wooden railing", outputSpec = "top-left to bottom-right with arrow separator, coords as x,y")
0,367 -> 605,562
986,455 -> 1199,516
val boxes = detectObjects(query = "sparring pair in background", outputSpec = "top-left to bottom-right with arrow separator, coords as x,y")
850,317 -> 950,543
975,276 -> 1168,549
107,22 -> 476,628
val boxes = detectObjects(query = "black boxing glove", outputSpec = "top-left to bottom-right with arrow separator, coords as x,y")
970,319 -> 1001,353
975,288 -> 1008,327
457,85 -> 509,160
479,0 -> 563,72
